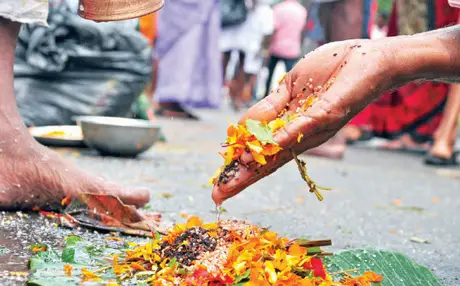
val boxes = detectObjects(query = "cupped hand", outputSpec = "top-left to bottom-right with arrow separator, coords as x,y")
212,38 -> 400,203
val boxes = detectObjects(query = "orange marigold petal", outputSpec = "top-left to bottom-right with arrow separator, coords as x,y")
288,244 -> 307,256
63,264 -> 73,277
186,216 -> 203,228
227,125 -> 238,144
262,144 -> 282,156
362,271 -> 384,282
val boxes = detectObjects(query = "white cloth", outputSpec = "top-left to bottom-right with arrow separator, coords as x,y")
0,0 -> 49,26
220,4 -> 274,54
244,50 -> 263,74
449,0 -> 460,8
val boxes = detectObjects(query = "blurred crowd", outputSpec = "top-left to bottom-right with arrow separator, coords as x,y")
145,0 -> 459,167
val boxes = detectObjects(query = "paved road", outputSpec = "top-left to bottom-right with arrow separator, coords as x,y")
1,109 -> 459,285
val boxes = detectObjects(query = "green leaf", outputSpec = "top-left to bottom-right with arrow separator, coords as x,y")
64,236 -> 83,246
234,269 -> 251,284
245,119 -> 275,144
0,246 -> 9,256
29,249 -> 61,271
324,249 -> 441,286
61,248 -> 75,263
28,265 -> 116,286
306,246 -> 321,255
168,257 -> 178,268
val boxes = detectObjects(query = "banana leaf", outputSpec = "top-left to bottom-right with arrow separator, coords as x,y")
324,249 -> 441,286
28,247 -> 442,286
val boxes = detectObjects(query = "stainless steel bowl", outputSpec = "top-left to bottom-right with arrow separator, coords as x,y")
74,116 -> 161,157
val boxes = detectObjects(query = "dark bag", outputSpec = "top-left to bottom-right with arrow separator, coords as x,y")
14,3 -> 152,127
221,0 -> 248,27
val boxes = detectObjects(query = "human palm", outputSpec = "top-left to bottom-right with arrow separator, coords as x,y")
212,38 -> 398,203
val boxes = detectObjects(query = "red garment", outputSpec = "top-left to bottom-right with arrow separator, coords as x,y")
349,0 -> 459,142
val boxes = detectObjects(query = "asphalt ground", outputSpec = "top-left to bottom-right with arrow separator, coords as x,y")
0,109 -> 459,285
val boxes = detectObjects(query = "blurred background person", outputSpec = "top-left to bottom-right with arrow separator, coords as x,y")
344,0 -> 460,166
264,0 -> 307,98
301,0 -> 377,159
370,11 -> 389,39
220,0 -> 254,110
316,0 -> 377,43
154,0 -> 221,120
240,0 -> 274,107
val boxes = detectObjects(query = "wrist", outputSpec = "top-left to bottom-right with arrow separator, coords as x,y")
388,25 -> 460,85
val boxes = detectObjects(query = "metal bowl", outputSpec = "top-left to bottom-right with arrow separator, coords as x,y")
74,116 -> 161,157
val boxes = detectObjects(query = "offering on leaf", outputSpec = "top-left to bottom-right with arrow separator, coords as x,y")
29,217 -> 383,285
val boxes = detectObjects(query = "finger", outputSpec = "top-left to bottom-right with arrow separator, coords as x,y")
276,41 -> 393,148
238,81 -> 291,124
237,40 -> 355,125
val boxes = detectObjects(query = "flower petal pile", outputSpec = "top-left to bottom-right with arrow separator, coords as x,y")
71,217 -> 383,285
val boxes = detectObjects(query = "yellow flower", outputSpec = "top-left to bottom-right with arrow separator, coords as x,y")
297,133 -> 304,143
268,118 -> 286,132
247,141 -> 267,165
264,261 -> 278,284
81,268 -> 101,282
186,216 -> 203,228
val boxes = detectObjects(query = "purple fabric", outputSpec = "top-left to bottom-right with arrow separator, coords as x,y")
155,0 -> 222,108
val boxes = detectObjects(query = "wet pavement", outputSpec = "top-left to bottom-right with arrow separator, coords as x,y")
0,108 -> 459,285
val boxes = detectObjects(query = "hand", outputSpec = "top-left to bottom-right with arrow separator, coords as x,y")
212,38 -> 400,203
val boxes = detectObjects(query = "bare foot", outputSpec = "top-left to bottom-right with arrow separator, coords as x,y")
429,141 -> 454,159
0,135 -> 149,211
343,125 -> 362,142
305,131 -> 346,159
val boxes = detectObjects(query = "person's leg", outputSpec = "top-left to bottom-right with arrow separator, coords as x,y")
229,50 -> 246,109
427,84 -> 460,162
264,55 -> 279,98
222,51 -> 232,83
0,18 -> 149,210
242,51 -> 262,104
283,58 -> 298,73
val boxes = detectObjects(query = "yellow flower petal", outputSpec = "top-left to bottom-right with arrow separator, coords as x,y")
224,147 -> 235,166
278,73 -> 287,84
297,133 -> 304,143
265,261 -> 278,284
268,118 -> 286,132
186,216 -> 203,228
247,140 -> 264,154
252,152 -> 267,165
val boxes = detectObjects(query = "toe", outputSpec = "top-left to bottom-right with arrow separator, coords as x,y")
101,183 -> 150,207
117,187 -> 150,207
80,178 -> 151,208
